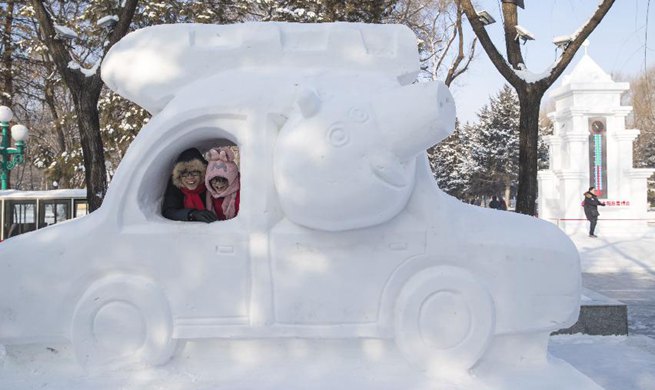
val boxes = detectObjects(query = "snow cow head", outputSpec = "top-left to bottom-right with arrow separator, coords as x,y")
273,80 -> 455,231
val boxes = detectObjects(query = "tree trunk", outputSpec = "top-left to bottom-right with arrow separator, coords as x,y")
44,78 -> 66,152
71,80 -> 106,211
30,0 -> 138,210
1,0 -> 14,106
515,86 -> 544,215
44,75 -> 68,187
501,2 -> 523,68
1,0 -> 15,188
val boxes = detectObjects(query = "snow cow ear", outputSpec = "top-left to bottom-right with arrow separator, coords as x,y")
297,88 -> 321,118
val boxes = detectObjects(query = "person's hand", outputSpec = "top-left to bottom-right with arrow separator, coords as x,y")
189,210 -> 218,223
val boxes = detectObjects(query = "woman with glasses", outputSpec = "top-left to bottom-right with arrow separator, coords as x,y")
162,148 -> 218,223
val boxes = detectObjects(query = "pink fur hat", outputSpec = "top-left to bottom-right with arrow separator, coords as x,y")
204,147 -> 240,199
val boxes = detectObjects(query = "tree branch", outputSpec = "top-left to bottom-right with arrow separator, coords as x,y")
544,0 -> 616,87
445,3 -> 471,86
502,2 -> 524,69
30,0 -> 80,87
104,0 -> 139,56
448,37 -> 477,85
458,0 -> 523,87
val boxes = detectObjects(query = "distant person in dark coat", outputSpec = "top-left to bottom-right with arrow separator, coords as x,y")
489,195 -> 500,210
583,186 -> 605,237
499,197 -> 508,210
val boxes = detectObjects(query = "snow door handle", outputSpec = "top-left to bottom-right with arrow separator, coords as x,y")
216,244 -> 235,254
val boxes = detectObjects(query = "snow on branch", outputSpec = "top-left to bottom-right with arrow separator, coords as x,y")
67,60 -> 80,70
514,25 -> 535,42
67,59 -> 101,77
513,63 -> 556,83
97,15 -> 119,28
54,25 -> 78,40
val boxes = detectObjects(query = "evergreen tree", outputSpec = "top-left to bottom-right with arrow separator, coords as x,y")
537,116 -> 552,170
469,84 -> 519,200
252,0 -> 395,23
428,120 -> 473,201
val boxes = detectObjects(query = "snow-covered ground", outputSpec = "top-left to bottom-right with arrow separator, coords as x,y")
1,228 -> 654,390
1,334 -> 653,390
572,226 -> 655,274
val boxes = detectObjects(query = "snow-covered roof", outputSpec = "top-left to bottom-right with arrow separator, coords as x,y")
550,50 -> 628,99
561,53 -> 612,85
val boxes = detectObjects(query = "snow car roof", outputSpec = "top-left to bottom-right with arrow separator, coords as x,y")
101,22 -> 420,114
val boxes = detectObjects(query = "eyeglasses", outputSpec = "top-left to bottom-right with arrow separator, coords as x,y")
180,170 -> 202,178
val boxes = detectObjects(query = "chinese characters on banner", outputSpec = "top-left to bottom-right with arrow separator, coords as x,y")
604,200 -> 631,206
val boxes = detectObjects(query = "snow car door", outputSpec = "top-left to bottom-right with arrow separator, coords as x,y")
111,113 -> 253,331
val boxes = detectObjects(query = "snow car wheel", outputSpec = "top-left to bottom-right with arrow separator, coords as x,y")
71,275 -> 177,369
394,266 -> 495,374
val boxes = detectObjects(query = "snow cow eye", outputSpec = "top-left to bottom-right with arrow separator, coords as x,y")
327,123 -> 349,147
348,107 -> 369,123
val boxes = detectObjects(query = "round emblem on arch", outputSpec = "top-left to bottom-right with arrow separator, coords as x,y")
327,123 -> 350,147
348,107 -> 369,123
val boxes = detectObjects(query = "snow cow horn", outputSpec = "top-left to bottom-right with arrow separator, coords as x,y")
297,88 -> 321,118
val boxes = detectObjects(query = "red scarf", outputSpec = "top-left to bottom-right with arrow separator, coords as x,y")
180,183 -> 206,210
211,190 -> 240,220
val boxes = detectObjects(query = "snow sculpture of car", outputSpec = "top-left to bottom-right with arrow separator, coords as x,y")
0,23 -> 580,374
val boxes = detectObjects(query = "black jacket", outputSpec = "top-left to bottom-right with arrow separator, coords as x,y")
583,191 -> 605,220
162,179 -> 208,221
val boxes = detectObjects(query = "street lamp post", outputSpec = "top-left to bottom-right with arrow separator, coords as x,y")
0,106 -> 29,190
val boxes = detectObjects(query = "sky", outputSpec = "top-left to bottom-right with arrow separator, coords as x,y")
450,0 -> 655,124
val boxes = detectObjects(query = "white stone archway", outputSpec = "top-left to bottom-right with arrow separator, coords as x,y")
538,43 -> 654,234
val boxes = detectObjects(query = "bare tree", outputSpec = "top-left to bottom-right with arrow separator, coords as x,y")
630,67 -> 655,168
1,0 -> 16,107
629,66 -> 655,205
458,0 -> 615,215
391,0 -> 476,86
30,0 -> 138,211
1,0 -> 16,188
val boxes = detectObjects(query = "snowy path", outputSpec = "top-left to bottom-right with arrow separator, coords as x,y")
572,229 -> 655,274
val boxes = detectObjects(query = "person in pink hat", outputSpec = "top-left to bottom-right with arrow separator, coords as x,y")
204,146 -> 240,220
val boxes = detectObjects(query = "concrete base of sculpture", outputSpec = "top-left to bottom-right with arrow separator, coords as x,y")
555,288 -> 628,336
0,340 -> 604,390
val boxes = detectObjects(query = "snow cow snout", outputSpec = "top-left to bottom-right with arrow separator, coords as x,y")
273,80 -> 456,231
